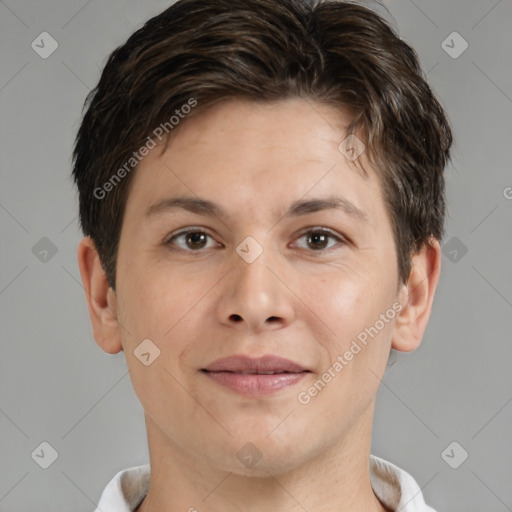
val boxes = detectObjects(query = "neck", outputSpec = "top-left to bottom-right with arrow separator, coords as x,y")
135,403 -> 387,512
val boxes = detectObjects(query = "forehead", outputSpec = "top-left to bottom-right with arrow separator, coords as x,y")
161,97 -> 363,166
125,97 -> 384,225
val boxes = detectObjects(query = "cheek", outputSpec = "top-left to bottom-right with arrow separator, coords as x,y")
114,269 -> 197,416
300,262 -> 395,353
117,259 -> 190,334
294,271 -> 397,429
116,264 -> 215,380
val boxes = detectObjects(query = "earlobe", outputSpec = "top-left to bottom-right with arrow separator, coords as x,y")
392,238 -> 442,353
77,237 -> 123,354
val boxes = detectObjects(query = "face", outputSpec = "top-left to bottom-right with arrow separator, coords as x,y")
111,97 -> 403,475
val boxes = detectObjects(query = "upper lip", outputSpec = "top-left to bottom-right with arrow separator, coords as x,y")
203,355 -> 309,374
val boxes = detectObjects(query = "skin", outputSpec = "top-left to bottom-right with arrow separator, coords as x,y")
78,97 -> 441,512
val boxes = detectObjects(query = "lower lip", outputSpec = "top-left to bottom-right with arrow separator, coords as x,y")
203,371 -> 308,396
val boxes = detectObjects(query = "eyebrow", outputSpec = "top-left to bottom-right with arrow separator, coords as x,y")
145,195 -> 369,223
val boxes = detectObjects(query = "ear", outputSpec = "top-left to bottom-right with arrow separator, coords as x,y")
392,238 -> 442,353
77,237 -> 123,354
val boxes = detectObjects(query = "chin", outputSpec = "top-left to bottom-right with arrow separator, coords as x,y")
204,431 -> 314,477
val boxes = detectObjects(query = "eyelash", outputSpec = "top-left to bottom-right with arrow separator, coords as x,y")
165,227 -> 347,254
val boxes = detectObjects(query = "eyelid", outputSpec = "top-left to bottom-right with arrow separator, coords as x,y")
166,226 -> 212,239
293,226 -> 347,241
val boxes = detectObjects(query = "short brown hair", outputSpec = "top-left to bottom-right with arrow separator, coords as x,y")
72,0 -> 453,289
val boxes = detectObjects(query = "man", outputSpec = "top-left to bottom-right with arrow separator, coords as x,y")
73,0 -> 453,510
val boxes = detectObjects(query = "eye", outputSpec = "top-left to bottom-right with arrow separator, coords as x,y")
165,229 -> 220,251
165,227 -> 347,253
293,228 -> 346,253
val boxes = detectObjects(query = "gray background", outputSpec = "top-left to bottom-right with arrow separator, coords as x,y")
1,0 -> 511,510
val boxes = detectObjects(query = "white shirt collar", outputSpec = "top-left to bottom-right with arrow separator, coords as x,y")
93,454 -> 437,512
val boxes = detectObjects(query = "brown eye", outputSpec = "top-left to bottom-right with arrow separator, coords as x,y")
307,231 -> 330,250
294,228 -> 345,252
166,230 -> 216,251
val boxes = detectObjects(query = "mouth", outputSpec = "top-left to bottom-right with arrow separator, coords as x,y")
201,355 -> 310,396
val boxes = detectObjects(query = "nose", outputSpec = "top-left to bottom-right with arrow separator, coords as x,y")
215,244 -> 296,334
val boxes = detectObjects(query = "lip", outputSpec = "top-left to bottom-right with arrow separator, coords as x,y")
204,354 -> 308,373
202,355 -> 310,396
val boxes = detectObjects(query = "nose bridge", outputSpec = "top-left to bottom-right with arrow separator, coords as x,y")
233,234 -> 278,306
235,240 -> 275,299
217,233 -> 294,331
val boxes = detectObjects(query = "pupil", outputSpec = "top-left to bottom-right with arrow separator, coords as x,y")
187,232 -> 206,248
309,233 -> 327,249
